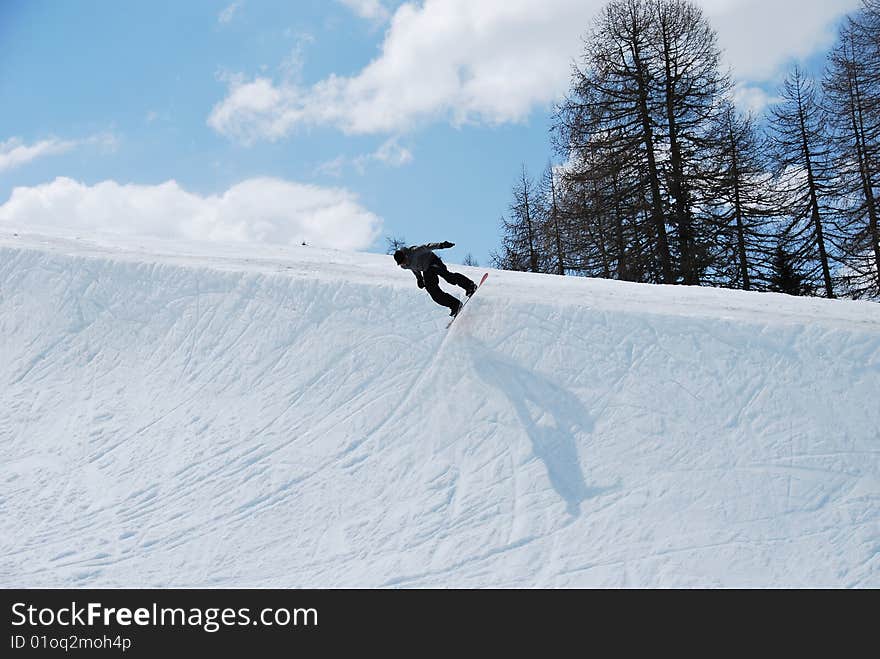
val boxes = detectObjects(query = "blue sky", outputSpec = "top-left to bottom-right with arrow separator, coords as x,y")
0,0 -> 861,265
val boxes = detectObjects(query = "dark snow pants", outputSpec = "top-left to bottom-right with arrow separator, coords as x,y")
423,261 -> 474,312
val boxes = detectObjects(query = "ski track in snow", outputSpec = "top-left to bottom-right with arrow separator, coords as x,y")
1,230 -> 879,587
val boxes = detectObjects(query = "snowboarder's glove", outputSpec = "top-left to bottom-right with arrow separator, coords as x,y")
417,278 -> 425,289
440,241 -> 454,248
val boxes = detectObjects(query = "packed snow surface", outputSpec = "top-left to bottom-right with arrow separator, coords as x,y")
1,229 -> 879,587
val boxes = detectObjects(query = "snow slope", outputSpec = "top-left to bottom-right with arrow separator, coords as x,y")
1,229 -> 879,587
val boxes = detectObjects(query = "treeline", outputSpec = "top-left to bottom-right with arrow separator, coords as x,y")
493,0 -> 880,300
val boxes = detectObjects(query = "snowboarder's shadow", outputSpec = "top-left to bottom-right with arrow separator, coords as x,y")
469,341 -> 611,516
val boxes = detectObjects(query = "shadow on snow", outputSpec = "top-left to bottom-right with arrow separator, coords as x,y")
468,339 -> 611,516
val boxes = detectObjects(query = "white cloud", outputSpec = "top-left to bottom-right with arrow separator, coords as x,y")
732,84 -> 781,116
703,0 -> 862,82
354,137 -> 414,172
317,137 -> 414,177
0,177 -> 383,251
209,0 -> 597,139
371,137 -> 413,167
209,0 -> 860,142
218,2 -> 243,24
336,0 -> 391,22
208,77 -> 298,144
0,137 -> 78,172
0,134 -> 118,172
279,33 -> 315,83
84,132 -> 120,153
315,155 -> 348,178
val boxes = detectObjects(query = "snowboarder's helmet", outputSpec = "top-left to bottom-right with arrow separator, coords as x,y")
393,249 -> 406,265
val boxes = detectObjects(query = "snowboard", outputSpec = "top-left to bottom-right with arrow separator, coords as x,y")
446,272 -> 489,328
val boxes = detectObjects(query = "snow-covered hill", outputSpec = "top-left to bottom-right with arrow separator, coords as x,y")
2,230 -> 879,587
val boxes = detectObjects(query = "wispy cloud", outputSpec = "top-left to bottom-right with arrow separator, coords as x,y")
0,138 -> 76,173
733,84 -> 781,116
0,177 -> 382,251
279,33 -> 315,82
209,0 -> 861,143
317,137 -> 413,177
218,2 -> 243,25
0,134 -> 117,173
315,156 -> 348,178
335,0 -> 390,23
356,137 -> 413,170
145,110 -> 173,124
83,132 -> 119,153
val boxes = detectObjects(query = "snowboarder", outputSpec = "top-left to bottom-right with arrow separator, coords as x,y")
394,241 -> 476,316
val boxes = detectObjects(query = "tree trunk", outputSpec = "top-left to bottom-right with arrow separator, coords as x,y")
632,41 -> 674,283
847,46 -> 880,294
796,86 -> 835,298
728,125 -> 751,290
549,167 -> 566,275
659,11 -> 697,285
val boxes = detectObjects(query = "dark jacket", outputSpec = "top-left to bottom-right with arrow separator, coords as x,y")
395,241 -> 454,285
